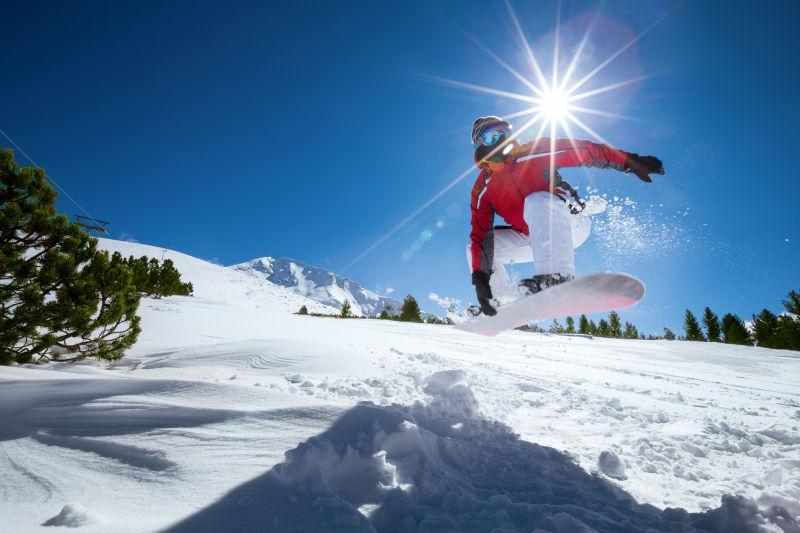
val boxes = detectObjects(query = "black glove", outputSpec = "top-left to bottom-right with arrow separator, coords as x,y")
472,271 -> 497,316
625,154 -> 665,183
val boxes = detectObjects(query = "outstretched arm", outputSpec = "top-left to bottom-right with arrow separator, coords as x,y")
514,138 -> 665,182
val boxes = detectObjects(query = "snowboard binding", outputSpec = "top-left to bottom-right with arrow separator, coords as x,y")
519,273 -> 575,296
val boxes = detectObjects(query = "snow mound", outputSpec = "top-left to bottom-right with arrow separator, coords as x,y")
166,371 -> 797,532
598,450 -> 627,480
42,503 -> 98,527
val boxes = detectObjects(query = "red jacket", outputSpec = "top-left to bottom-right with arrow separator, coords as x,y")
469,138 -> 632,273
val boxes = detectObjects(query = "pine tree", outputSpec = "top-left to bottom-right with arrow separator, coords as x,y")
597,319 -> 610,337
153,259 -> 193,297
298,305 -> 308,315
721,313 -> 752,345
608,311 -> 623,338
125,256 -> 193,298
777,289 -> 800,351
702,307 -> 721,342
684,310 -> 705,341
663,327 -> 676,340
773,314 -> 800,351
624,322 -> 639,339
399,295 -> 422,322
549,319 -> 564,333
752,309 -> 779,348
565,316 -> 575,334
1,149 -> 141,363
588,319 -> 598,336
340,299 -> 352,318
782,290 -> 800,316
578,314 -> 589,335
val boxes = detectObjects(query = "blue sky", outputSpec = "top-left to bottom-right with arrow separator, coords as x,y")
2,0 -> 798,334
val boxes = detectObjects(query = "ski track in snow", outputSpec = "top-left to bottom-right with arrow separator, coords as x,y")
0,239 -> 798,532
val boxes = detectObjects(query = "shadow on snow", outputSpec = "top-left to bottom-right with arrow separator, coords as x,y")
165,370 -> 798,533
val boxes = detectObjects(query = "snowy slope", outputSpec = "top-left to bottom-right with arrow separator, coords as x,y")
232,256 -> 402,316
0,239 -> 798,532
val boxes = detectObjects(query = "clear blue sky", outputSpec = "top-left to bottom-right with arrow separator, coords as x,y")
3,0 -> 798,334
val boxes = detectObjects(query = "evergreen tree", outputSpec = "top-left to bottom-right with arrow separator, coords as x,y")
399,295 -> 422,322
721,313 -> 752,345
578,314 -> 589,335
124,255 -> 192,298
624,322 -> 639,339
340,299 -> 352,318
126,255 -> 151,294
684,310 -> 705,341
298,305 -> 308,315
379,309 -> 389,319
588,319 -> 598,336
608,311 -> 623,338
782,290 -> 800,316
752,309 -> 779,348
773,314 -> 800,351
154,259 -> 193,297
548,319 -> 564,334
1,149 -> 141,363
702,307 -> 721,342
663,327 -> 676,340
565,316 -> 575,334
597,319 -> 610,337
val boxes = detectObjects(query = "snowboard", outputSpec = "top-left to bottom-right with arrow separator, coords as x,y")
455,272 -> 645,337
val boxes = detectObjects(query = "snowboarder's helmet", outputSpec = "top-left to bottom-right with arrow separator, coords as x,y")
471,116 -> 511,147
472,116 -> 512,163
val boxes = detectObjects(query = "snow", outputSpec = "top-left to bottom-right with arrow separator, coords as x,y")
42,503 -> 99,528
1,238 -> 798,532
598,450 -> 627,480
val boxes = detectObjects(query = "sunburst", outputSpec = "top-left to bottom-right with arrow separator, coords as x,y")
436,0 -> 665,165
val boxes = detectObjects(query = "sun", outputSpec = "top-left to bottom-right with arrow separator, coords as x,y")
424,0 -> 669,150
540,88 -> 569,122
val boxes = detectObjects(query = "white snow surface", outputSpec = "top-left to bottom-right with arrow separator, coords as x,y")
1,239 -> 798,532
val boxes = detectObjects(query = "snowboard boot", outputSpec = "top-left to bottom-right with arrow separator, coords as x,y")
519,273 -> 575,296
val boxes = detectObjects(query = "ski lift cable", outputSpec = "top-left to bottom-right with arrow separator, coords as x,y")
0,126 -> 100,224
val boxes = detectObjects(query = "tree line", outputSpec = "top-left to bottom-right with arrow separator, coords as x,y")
299,294 -> 447,324
534,288 -> 800,351
534,311 -> 643,339
682,290 -> 800,350
1,148 -> 193,364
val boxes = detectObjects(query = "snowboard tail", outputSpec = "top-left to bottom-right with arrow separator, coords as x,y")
456,272 -> 644,337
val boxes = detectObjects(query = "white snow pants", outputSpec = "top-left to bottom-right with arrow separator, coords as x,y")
467,192 -> 589,302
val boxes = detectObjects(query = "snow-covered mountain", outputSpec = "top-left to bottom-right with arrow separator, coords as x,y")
231,256 -> 402,317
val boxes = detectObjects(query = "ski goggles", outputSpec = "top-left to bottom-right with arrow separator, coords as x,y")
473,124 -> 511,150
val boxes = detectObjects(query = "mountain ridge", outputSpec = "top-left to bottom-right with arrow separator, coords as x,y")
231,256 -> 402,317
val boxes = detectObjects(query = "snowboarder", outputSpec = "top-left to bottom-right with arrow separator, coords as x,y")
468,116 -> 664,317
